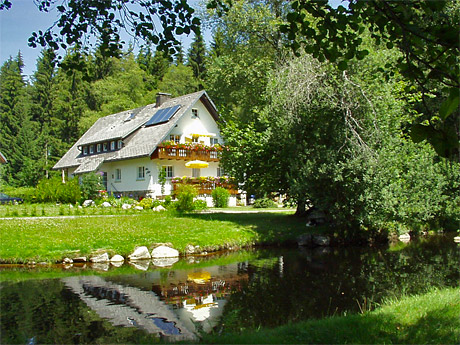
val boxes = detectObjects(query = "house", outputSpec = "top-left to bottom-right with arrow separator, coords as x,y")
53,91 -> 242,206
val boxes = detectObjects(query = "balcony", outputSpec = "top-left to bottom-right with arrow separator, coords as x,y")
151,142 -> 221,162
172,176 -> 238,195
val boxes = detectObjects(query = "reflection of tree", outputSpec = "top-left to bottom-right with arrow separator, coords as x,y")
215,238 -> 459,333
0,280 -> 159,344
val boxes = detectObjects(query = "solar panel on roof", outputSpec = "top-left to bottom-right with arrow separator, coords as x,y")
145,105 -> 181,127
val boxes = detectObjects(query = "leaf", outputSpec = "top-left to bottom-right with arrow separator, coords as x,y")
338,60 -> 348,71
439,89 -> 459,120
410,124 -> 433,143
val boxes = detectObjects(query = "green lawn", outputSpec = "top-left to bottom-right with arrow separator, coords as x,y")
0,211 -> 308,263
200,287 -> 460,344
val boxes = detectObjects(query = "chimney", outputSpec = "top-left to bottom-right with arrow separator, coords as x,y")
156,92 -> 172,107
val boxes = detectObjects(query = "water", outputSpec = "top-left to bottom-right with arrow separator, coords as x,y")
1,235 -> 458,344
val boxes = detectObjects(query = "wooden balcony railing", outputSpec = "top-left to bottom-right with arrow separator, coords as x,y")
151,146 -> 220,162
172,178 -> 238,195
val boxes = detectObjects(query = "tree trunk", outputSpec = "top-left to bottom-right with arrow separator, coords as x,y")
295,199 -> 307,217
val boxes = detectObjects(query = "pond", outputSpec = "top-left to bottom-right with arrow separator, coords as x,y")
1,235 -> 458,344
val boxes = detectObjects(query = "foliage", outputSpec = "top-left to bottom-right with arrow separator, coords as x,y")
174,184 -> 198,212
35,176 -> 81,204
136,198 -> 161,210
211,187 -> 230,208
1,186 -> 37,203
1,0 -> 200,64
253,198 -> 277,209
193,199 -> 208,211
80,172 -> 103,200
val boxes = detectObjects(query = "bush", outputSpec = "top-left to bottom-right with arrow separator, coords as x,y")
35,176 -> 81,204
253,198 -> 277,208
1,186 -> 37,203
175,184 -> 197,212
194,199 -> 208,210
137,198 -> 161,209
211,187 -> 230,208
80,172 -> 103,200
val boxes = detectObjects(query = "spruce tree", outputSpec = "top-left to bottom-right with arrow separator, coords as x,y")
187,30 -> 207,87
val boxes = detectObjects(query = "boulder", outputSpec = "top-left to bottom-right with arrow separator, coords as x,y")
153,205 -> 166,212
122,203 -> 132,210
312,234 -> 331,247
130,261 -> 149,271
128,246 -> 151,260
110,254 -> 124,262
185,244 -> 201,255
83,199 -> 95,207
297,233 -> 313,247
73,256 -> 87,262
101,201 -> 112,208
90,252 -> 109,263
62,257 -> 73,264
134,206 -> 144,211
151,245 -> 179,258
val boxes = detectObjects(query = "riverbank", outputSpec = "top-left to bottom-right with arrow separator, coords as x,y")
0,211 -> 307,264
200,287 -> 460,344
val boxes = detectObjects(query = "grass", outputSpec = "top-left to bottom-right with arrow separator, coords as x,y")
200,287 -> 460,344
0,211 -> 309,263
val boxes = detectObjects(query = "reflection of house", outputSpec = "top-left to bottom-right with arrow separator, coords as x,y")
62,276 -> 196,341
53,91 -> 242,205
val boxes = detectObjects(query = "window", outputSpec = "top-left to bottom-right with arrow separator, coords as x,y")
191,108 -> 198,118
169,134 -> 180,143
103,142 -> 108,152
192,136 -> 199,143
111,141 -> 116,150
115,168 -> 122,181
211,138 -> 219,146
96,143 -> 101,153
217,167 -> 226,177
192,168 -> 201,178
137,166 -> 145,179
89,145 -> 94,154
83,146 -> 88,155
162,166 -> 173,178
210,151 -> 218,159
117,140 -> 123,149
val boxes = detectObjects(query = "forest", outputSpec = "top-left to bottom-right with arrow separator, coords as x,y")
0,0 -> 459,241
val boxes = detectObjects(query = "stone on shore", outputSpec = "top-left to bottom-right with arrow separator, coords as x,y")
128,246 -> 151,260
153,205 -> 166,212
110,254 -> 124,262
101,201 -> 112,208
90,252 -> 109,263
122,203 -> 132,210
83,200 -> 95,207
151,245 -> 179,258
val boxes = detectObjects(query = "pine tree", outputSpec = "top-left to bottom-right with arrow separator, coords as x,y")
187,30 -> 207,86
0,52 -> 42,186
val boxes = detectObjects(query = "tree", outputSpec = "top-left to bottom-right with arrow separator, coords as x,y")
0,52 -> 43,186
0,0 -> 201,62
209,0 -> 460,159
187,30 -> 207,85
158,64 -> 199,97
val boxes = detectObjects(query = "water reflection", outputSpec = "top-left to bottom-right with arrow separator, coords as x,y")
1,236 -> 458,344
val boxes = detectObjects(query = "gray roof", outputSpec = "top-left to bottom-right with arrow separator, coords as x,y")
53,90 -> 218,172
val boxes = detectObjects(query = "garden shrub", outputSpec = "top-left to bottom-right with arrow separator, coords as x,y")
80,172 -> 103,200
35,176 -> 81,204
194,199 -> 208,210
253,197 -> 277,208
175,184 -> 197,212
137,198 -> 161,209
1,186 -> 36,203
211,187 -> 230,208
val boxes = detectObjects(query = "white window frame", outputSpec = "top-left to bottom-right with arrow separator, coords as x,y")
169,134 -> 180,143
137,166 -> 145,180
191,108 -> 198,118
115,168 -> 122,181
83,146 -> 88,155
211,138 -> 219,146
163,165 -> 173,178
89,145 -> 94,154
111,141 -> 116,150
103,142 -> 108,152
117,140 -> 123,149
217,167 -> 226,177
96,143 -> 101,153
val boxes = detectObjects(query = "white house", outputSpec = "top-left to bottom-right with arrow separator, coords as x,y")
53,91 -> 241,206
